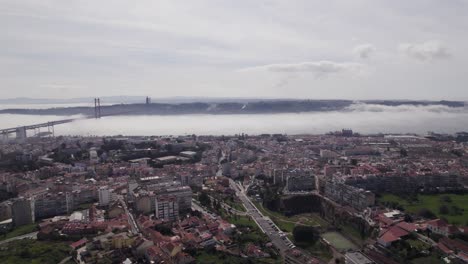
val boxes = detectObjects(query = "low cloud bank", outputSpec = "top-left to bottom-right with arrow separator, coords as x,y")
346,103 -> 466,113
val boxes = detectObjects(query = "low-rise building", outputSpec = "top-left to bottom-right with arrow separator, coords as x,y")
345,251 -> 375,264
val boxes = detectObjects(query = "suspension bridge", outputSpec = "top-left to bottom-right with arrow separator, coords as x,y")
0,97 -> 151,140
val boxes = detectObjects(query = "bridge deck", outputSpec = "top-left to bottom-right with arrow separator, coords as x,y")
0,118 -> 77,134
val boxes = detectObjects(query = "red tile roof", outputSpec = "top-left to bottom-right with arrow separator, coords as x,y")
379,225 -> 410,243
70,238 -> 88,250
427,218 -> 448,228
396,221 -> 418,232
437,242 -> 454,255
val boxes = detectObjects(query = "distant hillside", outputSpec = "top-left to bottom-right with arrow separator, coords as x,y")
0,100 -> 464,116
0,96 -> 295,105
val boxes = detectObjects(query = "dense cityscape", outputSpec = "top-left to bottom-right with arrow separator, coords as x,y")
0,129 -> 467,263
2,1 -> 468,263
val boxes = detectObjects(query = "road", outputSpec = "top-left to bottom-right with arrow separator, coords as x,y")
118,195 -> 140,235
58,256 -> 72,264
0,231 -> 38,245
229,179 -> 295,255
216,153 -> 294,255
206,194 -> 247,216
416,233 -> 437,247
192,199 -> 218,219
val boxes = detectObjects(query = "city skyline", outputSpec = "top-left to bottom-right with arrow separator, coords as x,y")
1,2 -> 468,264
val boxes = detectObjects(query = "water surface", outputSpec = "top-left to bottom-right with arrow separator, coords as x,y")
1,103 -> 467,136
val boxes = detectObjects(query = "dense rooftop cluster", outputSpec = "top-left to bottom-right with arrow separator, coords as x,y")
0,130 -> 467,263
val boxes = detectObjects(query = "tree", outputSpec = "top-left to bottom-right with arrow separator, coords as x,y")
439,205 -> 449,215
404,214 -> 413,223
213,200 -> 221,212
417,208 -> 436,219
400,148 -> 408,157
199,192 -> 211,207
154,224 -> 173,236
292,226 -> 319,243
440,196 -> 452,203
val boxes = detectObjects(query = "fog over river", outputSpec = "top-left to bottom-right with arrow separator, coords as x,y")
1,104 -> 468,136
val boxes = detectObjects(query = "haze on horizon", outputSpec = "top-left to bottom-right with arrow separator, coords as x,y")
1,1 -> 468,101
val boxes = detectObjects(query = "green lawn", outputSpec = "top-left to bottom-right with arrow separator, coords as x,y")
339,224 -> 366,245
378,193 -> 468,224
293,240 -> 333,262
195,250 -> 242,263
275,221 -> 296,233
0,239 -> 70,264
228,215 -> 256,228
411,255 -> 443,264
195,250 -> 280,264
76,202 -> 94,210
407,239 -> 431,251
223,198 -> 247,212
253,202 -> 324,233
0,223 -> 38,241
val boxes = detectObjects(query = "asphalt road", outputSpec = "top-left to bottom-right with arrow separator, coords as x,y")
0,231 -> 38,245
229,179 -> 295,255
192,199 -> 218,219
118,195 -> 140,235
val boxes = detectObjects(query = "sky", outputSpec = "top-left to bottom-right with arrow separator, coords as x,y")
1,0 -> 468,100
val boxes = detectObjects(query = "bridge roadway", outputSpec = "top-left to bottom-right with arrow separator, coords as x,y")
229,179 -> 296,255
0,108 -> 140,137
0,118 -> 77,135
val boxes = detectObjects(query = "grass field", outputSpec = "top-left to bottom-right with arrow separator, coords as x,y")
196,250 -> 280,264
228,215 -> 256,228
0,239 -> 70,264
225,214 -> 269,245
0,223 -> 38,241
378,193 -> 468,224
294,240 -> 333,262
191,250 -> 243,264
322,231 -> 358,252
407,239 -> 431,251
76,202 -> 94,210
253,202 -> 325,233
411,255 -> 443,264
339,224 -> 366,246
224,198 -> 247,212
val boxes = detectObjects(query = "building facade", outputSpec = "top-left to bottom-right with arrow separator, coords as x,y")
155,195 -> 179,221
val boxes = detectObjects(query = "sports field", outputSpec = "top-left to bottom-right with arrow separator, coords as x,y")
322,231 -> 357,252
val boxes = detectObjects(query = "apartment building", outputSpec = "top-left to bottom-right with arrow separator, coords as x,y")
155,195 -> 179,222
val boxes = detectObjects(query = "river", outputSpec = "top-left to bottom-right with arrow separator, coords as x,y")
1,103 -> 467,136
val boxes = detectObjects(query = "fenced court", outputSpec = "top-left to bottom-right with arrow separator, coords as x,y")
322,231 -> 358,252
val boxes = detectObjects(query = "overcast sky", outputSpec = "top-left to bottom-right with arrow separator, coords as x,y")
1,0 -> 468,100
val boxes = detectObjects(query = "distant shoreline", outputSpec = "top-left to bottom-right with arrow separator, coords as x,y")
0,100 -> 464,116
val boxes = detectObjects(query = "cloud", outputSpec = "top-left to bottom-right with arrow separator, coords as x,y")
353,44 -> 376,59
398,41 -> 450,60
346,103 -> 466,113
273,74 -> 298,90
242,61 -> 364,77
1,1 -> 468,100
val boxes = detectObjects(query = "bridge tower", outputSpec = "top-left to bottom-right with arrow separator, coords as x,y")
1,132 -> 8,142
94,98 -> 102,119
98,98 -> 101,118
47,122 -> 55,137
15,127 -> 27,141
